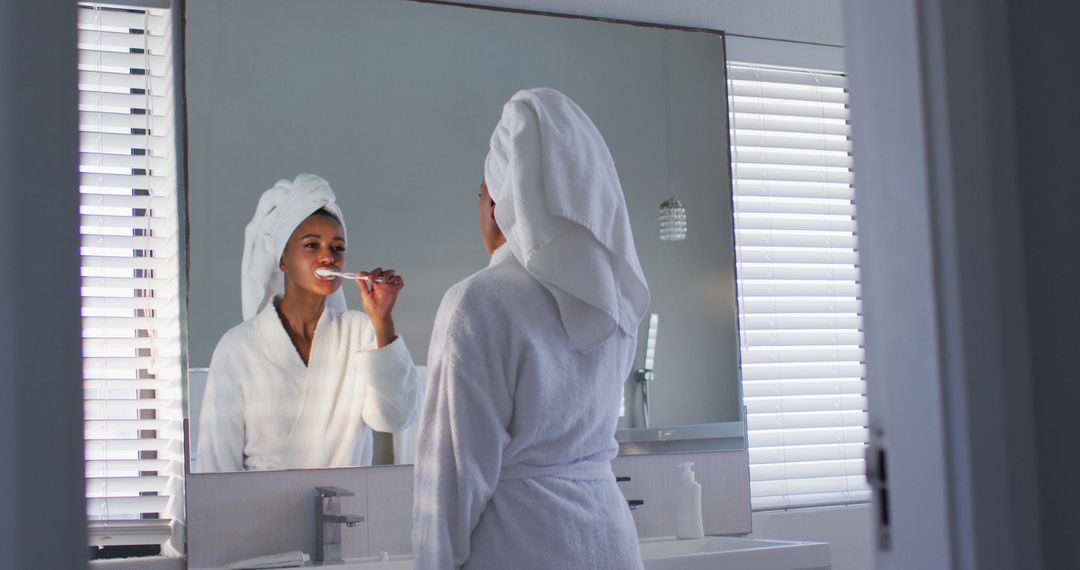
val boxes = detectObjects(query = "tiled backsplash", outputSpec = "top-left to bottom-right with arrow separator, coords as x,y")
187,450 -> 750,569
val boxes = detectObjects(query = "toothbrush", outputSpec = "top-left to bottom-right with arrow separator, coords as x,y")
314,267 -> 386,283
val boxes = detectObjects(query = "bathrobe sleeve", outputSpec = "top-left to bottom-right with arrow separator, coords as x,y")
355,328 -> 422,433
412,287 -> 515,569
196,332 -> 247,473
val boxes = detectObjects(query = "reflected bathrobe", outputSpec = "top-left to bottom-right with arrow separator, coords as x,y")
196,300 -> 421,472
412,246 -> 643,569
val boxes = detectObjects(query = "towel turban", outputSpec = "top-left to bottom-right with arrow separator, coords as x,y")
484,88 -> 650,352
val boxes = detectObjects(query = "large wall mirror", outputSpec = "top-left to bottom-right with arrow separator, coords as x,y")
184,0 -> 742,472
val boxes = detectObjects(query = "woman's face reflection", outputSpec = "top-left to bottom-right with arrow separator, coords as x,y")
279,212 -> 347,297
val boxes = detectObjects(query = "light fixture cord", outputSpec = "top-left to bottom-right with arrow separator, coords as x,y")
663,31 -> 673,196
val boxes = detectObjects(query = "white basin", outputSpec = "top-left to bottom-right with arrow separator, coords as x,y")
303,554 -> 414,569
640,536 -> 830,570
226,537 -> 828,570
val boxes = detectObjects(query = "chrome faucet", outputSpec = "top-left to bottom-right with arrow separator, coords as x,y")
634,314 -> 660,429
315,486 -> 365,563
634,367 -> 654,429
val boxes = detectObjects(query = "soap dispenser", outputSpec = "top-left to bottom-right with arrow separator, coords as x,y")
675,462 -> 704,539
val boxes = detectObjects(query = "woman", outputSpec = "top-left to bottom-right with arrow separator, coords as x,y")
412,89 -> 650,569
196,173 -> 420,472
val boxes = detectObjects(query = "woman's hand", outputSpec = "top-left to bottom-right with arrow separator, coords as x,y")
355,267 -> 403,347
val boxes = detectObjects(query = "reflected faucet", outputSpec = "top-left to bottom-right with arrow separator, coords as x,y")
315,486 -> 365,563
634,314 -> 660,428
634,368 -> 654,429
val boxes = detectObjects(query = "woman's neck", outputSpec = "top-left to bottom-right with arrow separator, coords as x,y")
275,289 -> 326,341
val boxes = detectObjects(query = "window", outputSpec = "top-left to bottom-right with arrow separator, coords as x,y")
78,2 -> 185,554
727,51 -> 870,510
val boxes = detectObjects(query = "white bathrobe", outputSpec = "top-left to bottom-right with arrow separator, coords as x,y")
412,246 -> 643,569
196,301 -> 421,472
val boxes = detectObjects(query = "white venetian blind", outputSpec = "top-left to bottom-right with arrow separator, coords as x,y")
78,3 -> 185,549
727,62 -> 871,510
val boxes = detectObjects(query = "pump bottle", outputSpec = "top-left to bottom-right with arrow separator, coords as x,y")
675,461 -> 705,539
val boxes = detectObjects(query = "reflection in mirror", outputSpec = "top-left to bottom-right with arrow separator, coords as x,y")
185,0 -> 739,472
192,184 -> 422,473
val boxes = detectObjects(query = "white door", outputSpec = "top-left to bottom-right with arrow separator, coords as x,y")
845,1 -> 1044,569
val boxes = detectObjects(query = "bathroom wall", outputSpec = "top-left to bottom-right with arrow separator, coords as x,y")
187,451 -> 751,569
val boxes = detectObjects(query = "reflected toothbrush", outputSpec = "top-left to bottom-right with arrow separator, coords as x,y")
314,267 -> 386,283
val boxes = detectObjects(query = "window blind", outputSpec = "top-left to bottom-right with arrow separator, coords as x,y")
727,62 -> 871,510
78,3 -> 185,550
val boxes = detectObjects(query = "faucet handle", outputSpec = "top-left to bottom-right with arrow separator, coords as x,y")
316,486 -> 355,498
322,513 -> 365,526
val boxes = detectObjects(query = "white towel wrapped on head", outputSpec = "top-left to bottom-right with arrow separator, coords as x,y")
240,173 -> 348,320
484,87 -> 650,352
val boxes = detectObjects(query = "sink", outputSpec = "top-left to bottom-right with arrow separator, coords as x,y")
200,554 -> 414,570
304,554 -> 414,569
211,537 -> 828,570
640,536 -> 830,570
